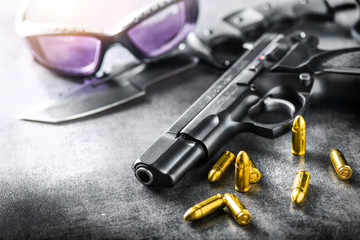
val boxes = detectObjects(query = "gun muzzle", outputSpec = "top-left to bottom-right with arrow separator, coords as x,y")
133,133 -> 206,187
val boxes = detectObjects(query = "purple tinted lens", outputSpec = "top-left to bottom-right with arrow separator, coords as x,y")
128,2 -> 194,57
26,35 -> 101,76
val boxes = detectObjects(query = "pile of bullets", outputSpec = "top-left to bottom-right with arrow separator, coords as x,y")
184,115 -> 353,225
184,193 -> 252,225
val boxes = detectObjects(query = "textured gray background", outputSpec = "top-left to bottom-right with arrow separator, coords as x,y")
1,1 -> 360,239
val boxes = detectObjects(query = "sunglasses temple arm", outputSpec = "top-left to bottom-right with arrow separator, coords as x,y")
89,62 -> 141,87
89,47 -> 200,89
88,33 -> 218,88
185,33 -> 229,69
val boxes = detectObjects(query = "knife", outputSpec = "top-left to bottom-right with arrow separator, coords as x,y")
18,49 -> 199,123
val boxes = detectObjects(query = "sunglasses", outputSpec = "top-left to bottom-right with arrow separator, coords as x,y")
16,0 -> 199,76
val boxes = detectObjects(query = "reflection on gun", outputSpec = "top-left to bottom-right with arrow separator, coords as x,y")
132,32 -> 360,187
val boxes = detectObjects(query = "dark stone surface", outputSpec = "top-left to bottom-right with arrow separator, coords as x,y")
1,1 -> 360,239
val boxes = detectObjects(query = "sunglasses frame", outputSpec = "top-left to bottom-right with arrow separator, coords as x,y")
16,0 -> 199,76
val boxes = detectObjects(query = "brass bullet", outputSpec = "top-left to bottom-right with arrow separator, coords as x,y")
223,193 -> 252,225
291,170 -> 310,204
249,157 -> 261,184
330,148 -> 352,180
184,194 -> 225,221
291,115 -> 306,156
235,151 -> 250,192
208,151 -> 235,182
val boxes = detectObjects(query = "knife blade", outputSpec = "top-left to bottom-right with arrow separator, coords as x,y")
18,50 -> 199,123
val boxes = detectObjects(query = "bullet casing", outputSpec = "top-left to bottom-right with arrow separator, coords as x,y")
291,170 -> 310,204
330,148 -> 352,180
208,151 -> 235,182
235,151 -> 251,192
291,115 -> 306,156
223,193 -> 252,225
183,194 -> 225,221
249,158 -> 261,183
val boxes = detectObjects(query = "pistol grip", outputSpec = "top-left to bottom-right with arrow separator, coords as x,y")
312,73 -> 360,105
310,49 -> 360,104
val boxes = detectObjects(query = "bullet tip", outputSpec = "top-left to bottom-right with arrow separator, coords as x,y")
208,170 -> 222,182
330,148 -> 339,154
237,151 -> 248,158
236,151 -> 250,168
183,208 -> 195,221
184,208 -> 201,221
291,188 -> 305,204
292,115 -> 306,131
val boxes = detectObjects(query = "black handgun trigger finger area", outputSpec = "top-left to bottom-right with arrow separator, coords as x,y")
263,97 -> 296,117
248,96 -> 297,126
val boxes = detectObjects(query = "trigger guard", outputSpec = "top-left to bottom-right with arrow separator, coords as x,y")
246,91 -> 308,139
263,97 -> 296,117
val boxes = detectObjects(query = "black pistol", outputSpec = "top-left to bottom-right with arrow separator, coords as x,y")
132,32 -> 360,187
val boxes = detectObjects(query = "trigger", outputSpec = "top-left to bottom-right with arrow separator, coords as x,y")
263,97 -> 296,117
